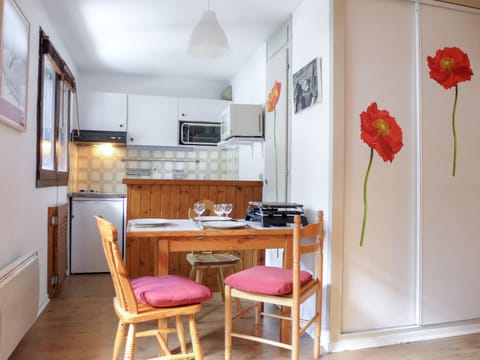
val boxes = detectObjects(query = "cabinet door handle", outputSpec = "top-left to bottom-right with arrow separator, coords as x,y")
130,137 -> 134,142
120,124 -> 123,128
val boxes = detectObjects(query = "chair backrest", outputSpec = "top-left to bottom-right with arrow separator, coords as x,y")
188,199 -> 215,218
95,216 -> 140,314
292,210 -> 324,298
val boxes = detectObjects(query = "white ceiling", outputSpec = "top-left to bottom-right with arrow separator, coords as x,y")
38,0 -> 304,81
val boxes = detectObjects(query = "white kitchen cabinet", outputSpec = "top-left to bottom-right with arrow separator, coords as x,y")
76,92 -> 127,131
127,94 -> 178,146
178,97 -> 229,123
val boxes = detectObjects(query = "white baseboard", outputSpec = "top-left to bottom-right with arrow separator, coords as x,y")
325,319 -> 480,352
37,294 -> 50,316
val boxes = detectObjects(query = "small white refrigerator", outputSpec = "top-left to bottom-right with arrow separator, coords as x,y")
70,194 -> 126,274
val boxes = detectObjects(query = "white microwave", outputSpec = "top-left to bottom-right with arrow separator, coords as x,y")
221,104 -> 264,141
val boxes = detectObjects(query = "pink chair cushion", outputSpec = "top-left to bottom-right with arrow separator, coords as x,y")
131,275 -> 212,308
224,265 -> 313,295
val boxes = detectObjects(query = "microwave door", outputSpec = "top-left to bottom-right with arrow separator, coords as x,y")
180,122 -> 220,145
180,122 -> 190,144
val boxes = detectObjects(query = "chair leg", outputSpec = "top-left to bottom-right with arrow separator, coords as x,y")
254,302 -> 262,337
224,285 -> 233,360
292,303 -> 300,360
124,323 -> 136,360
189,266 -> 196,280
314,291 -> 322,359
176,315 -> 187,354
314,313 -> 321,360
195,268 -> 205,283
156,318 -> 169,356
113,321 -> 126,360
188,314 -> 204,360
217,268 -> 226,301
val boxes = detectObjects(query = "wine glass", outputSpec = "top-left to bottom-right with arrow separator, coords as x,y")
213,203 -> 225,217
193,202 -> 206,218
223,203 -> 233,218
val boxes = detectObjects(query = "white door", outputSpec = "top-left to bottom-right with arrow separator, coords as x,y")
264,46 -> 289,203
264,25 -> 290,267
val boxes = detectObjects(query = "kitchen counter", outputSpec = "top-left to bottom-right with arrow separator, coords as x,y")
122,179 -> 262,186
69,192 -> 126,198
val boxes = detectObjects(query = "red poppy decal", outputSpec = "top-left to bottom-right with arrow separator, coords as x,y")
427,47 -> 473,90
266,81 -> 282,201
266,81 -> 281,112
360,102 -> 403,247
360,102 -> 403,162
427,46 -> 473,176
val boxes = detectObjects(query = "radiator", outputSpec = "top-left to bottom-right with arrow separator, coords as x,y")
0,251 -> 39,360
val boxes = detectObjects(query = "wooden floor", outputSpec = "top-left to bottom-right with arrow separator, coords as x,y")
10,274 -> 480,359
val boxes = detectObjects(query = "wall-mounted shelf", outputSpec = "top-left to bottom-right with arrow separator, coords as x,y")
126,168 -> 155,176
217,138 -> 264,159
217,137 -> 264,148
121,158 -> 200,163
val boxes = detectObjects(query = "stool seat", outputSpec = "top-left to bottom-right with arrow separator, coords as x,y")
187,252 -> 240,267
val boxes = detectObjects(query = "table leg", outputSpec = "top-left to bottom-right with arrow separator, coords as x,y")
157,239 -> 169,275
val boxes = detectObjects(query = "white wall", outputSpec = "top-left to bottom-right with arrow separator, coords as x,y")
229,44 -> 266,180
291,0 -> 331,218
290,0 -> 331,341
230,45 -> 266,104
0,0 -> 78,328
79,72 -> 228,99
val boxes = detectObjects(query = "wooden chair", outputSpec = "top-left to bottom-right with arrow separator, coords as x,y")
224,210 -> 324,360
95,216 -> 212,360
187,199 -> 241,304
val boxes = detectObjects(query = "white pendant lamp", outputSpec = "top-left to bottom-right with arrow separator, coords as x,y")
188,0 -> 229,59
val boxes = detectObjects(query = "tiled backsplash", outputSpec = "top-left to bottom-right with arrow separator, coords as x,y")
69,144 -> 239,193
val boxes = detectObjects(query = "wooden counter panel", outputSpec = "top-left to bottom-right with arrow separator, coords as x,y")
124,180 -> 263,220
125,237 -> 157,278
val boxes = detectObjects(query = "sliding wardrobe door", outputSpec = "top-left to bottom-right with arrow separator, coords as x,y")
341,0 -> 417,332
420,2 -> 480,325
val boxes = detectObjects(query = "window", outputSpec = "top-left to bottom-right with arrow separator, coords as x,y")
36,29 -> 76,187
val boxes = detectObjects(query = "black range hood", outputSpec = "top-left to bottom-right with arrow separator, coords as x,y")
71,130 -> 127,145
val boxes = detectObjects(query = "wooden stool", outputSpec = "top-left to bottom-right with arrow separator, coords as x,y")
187,252 -> 242,311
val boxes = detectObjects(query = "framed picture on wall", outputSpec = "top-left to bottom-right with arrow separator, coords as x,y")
0,0 -> 30,131
293,57 -> 321,114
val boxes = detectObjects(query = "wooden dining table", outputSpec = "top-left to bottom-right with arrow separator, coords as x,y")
126,218 -> 294,343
